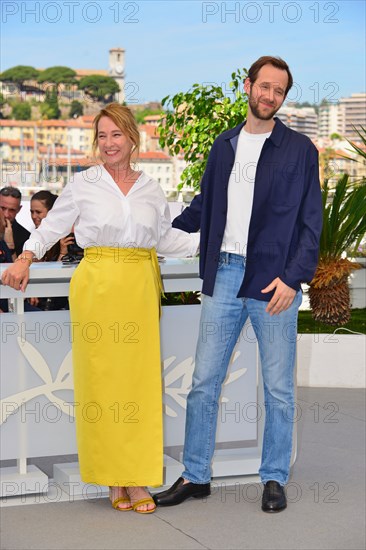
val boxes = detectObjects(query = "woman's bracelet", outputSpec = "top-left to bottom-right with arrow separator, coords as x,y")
15,255 -> 33,265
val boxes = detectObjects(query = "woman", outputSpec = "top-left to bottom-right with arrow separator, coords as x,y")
30,190 -> 74,261
2,103 -> 198,514
28,190 -> 74,310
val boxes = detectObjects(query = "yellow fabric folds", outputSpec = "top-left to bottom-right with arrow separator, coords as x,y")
69,247 -> 163,487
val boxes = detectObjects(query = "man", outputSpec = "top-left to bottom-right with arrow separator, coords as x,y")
0,187 -> 30,257
0,209 -> 13,264
154,56 -> 322,513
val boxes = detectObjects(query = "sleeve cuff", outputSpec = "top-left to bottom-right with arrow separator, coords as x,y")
189,232 -> 200,257
23,239 -> 44,260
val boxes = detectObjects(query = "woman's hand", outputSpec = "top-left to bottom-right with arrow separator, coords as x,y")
59,234 -> 75,258
1,254 -> 34,292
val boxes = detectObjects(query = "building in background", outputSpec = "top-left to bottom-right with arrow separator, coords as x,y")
136,152 -> 173,193
108,47 -> 125,104
0,48 -> 126,105
318,103 -> 341,139
0,117 -> 186,198
318,93 -> 366,142
276,104 -> 318,139
338,93 -> 366,140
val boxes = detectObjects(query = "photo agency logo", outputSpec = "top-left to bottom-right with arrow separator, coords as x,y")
201,1 -> 340,24
210,480 -> 340,504
1,1 -> 140,24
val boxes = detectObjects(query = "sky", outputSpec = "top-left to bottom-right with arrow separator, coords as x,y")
1,0 -> 365,105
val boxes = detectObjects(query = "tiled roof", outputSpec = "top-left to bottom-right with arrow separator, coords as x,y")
47,157 -> 98,166
38,146 -> 84,155
139,124 -> 159,138
74,69 -> 109,77
138,151 -> 170,160
0,120 -> 35,128
0,138 -> 34,147
0,119 -> 93,129
143,115 -> 162,121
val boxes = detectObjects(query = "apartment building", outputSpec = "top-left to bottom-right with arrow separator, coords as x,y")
276,105 -> 318,139
0,117 -> 93,152
136,152 -> 173,191
139,123 -> 161,153
318,103 -> 341,138
318,93 -> 366,141
339,93 -> 366,139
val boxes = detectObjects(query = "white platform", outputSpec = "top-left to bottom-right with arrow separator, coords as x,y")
177,447 -> 262,478
0,465 -> 48,498
53,454 -> 186,497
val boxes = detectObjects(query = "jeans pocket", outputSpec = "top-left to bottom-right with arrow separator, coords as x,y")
217,255 -> 226,271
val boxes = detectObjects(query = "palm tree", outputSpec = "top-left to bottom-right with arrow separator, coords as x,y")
309,128 -> 366,325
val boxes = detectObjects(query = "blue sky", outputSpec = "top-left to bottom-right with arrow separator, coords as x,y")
1,0 -> 365,105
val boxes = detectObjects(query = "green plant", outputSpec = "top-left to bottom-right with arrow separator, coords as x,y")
69,100 -> 84,118
309,173 -> 366,325
78,75 -> 119,103
135,108 -> 163,124
161,291 -> 201,306
158,68 -> 248,190
40,89 -> 61,119
346,125 -> 366,161
37,66 -> 77,86
297,308 -> 365,334
0,65 -> 40,92
12,101 -> 31,120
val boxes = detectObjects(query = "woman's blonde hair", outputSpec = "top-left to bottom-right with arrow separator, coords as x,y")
92,103 -> 140,160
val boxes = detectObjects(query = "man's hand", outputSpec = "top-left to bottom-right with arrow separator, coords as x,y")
4,219 -> 15,250
261,277 -> 296,315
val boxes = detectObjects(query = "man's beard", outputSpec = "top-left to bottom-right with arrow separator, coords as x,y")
248,93 -> 279,121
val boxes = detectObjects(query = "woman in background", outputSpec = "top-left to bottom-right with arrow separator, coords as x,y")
28,190 -> 74,310
30,190 -> 74,261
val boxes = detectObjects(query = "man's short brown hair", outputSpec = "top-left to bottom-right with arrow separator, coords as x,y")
248,56 -> 293,96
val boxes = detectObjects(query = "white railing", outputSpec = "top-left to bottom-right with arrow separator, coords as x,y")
0,259 -> 264,498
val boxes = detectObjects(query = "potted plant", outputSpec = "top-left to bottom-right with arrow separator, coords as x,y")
309,127 -> 366,326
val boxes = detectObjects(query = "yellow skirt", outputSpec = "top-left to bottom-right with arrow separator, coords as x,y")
69,247 -> 163,487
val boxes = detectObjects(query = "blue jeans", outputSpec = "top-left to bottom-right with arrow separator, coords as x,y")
182,252 -> 302,486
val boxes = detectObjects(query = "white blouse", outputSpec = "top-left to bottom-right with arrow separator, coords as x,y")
24,166 -> 199,260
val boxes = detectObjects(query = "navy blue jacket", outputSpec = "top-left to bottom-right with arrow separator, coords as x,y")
0,240 -> 13,263
172,118 -> 322,301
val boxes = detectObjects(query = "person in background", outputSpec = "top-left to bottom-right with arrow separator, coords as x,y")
0,209 -> 13,312
1,103 -> 199,514
0,208 -> 13,264
27,190 -> 74,311
0,208 -> 39,313
0,187 -> 30,257
30,190 -> 74,261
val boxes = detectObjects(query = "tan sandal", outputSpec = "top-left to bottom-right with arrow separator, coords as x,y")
131,497 -> 156,514
109,488 -> 132,511
111,497 -> 133,511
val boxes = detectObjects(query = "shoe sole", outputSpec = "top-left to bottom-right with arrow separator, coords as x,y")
155,492 -> 211,507
261,504 -> 287,513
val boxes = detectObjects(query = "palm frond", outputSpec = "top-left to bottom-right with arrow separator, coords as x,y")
319,174 -> 366,260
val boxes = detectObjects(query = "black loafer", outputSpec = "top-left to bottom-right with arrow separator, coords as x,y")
153,477 -> 211,507
261,481 -> 287,513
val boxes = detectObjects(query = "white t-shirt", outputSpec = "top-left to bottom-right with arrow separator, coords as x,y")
221,128 -> 271,256
24,166 -> 199,259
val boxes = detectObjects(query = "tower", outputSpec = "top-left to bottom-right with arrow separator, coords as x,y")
109,48 -> 125,103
